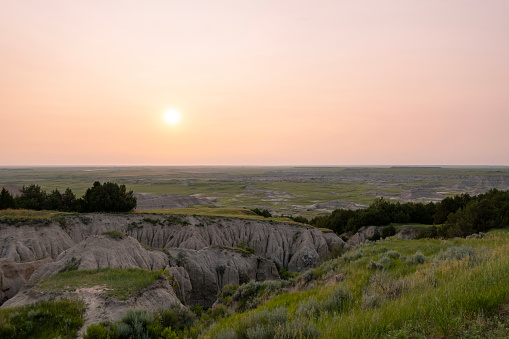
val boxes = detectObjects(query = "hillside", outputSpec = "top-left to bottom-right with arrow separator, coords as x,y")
1,210 -> 508,338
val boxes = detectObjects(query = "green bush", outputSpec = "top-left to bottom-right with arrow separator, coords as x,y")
83,324 -> 110,339
385,250 -> 400,259
381,225 -> 397,238
230,280 -> 290,311
214,327 -> 237,339
59,257 -> 82,273
405,251 -> 426,265
158,304 -> 196,332
368,256 -> 392,270
250,208 -> 273,218
369,230 -> 381,241
143,217 -> 161,225
361,292 -> 384,309
101,230 -> 125,239
297,285 -> 352,318
111,308 -> 154,338
433,246 -> 475,263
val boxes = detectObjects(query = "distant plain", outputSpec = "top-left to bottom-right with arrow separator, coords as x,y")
1,166 -> 508,217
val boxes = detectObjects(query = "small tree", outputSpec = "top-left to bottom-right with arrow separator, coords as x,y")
45,189 -> 63,211
0,188 -> 16,209
80,181 -> 137,212
18,184 -> 47,210
61,188 -> 77,212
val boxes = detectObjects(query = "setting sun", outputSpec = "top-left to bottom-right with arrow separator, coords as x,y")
163,109 -> 181,125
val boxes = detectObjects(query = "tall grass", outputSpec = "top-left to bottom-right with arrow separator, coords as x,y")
0,298 -> 85,339
204,230 -> 509,339
320,244 -> 509,338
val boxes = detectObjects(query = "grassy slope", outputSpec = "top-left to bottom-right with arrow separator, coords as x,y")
35,268 -> 162,300
206,229 -> 509,338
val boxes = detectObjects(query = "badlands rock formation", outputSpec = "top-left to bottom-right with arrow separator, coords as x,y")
0,257 -> 52,304
29,235 -> 169,282
0,214 -> 344,309
167,246 -> 279,307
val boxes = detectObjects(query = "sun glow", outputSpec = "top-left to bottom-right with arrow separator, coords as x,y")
163,109 -> 181,125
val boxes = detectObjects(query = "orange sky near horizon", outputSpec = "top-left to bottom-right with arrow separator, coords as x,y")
1,1 -> 508,166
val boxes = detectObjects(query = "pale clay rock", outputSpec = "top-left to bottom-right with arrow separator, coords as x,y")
0,214 -> 344,309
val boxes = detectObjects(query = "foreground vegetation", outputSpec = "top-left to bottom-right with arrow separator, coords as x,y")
205,229 -> 509,339
2,228 -> 509,338
77,228 -> 509,338
0,298 -> 85,338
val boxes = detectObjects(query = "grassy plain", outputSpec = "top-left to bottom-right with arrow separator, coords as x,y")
2,166 -> 509,217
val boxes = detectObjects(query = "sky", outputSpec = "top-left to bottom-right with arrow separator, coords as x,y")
1,0 -> 508,166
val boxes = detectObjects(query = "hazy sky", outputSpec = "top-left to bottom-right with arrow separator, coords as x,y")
1,1 -> 508,166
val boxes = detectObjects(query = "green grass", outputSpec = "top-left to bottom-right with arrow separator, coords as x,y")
101,230 -> 126,239
4,166 -> 508,217
0,209 -> 71,226
204,229 -> 509,339
135,206 -> 301,224
36,268 -> 162,300
0,298 -> 85,339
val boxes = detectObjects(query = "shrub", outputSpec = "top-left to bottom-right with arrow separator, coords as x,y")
276,318 -> 319,338
158,304 -> 196,332
143,217 -> 161,225
112,308 -> 154,338
343,250 -> 364,262
231,280 -> 289,311
297,297 -> 321,318
378,256 -> 392,268
415,226 -> 438,239
236,307 -> 288,339
59,257 -> 82,273
207,305 -> 229,320
366,271 -> 403,300
433,246 -> 475,263
322,285 -> 353,314
385,250 -> 400,259
406,251 -> 426,265
83,324 -> 110,339
274,262 -> 296,280
246,325 -> 273,339
250,208 -> 272,218
101,230 -> 125,239
368,256 -> 392,270
217,283 -> 239,305
297,285 -> 352,318
362,293 -> 385,309
214,327 -> 237,339
369,230 -> 381,241
368,260 -> 385,270
381,225 -> 397,238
